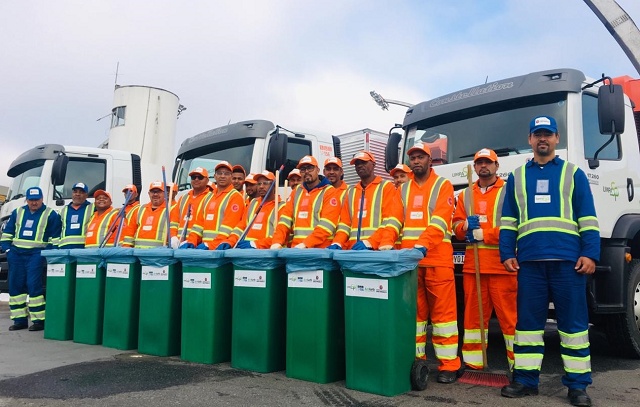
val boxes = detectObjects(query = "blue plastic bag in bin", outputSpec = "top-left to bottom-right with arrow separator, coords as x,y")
69,248 -> 103,264
224,248 -> 285,269
98,247 -> 137,264
278,248 -> 340,273
134,248 -> 178,267
173,249 -> 229,269
333,249 -> 424,277
41,249 -> 74,264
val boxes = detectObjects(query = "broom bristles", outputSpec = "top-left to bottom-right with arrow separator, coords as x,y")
458,370 -> 510,388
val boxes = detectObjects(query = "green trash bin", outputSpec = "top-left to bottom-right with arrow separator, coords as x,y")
41,249 -> 76,341
101,247 -> 140,350
279,248 -> 344,383
225,249 -> 286,373
135,248 -> 181,357
333,249 -> 423,397
174,250 -> 233,364
69,248 -> 106,345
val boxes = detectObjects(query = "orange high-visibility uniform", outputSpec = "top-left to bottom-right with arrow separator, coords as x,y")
124,201 -> 140,222
187,184 -> 245,249
272,180 -> 340,248
333,177 -> 403,249
334,182 -> 349,205
400,170 -> 460,372
121,202 -> 169,248
84,208 -> 120,248
226,197 -> 284,248
452,177 -> 516,370
170,189 -> 211,240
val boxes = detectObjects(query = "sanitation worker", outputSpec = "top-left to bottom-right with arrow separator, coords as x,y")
231,164 -> 246,193
121,181 -> 170,248
270,155 -> 340,249
452,148 -> 516,372
243,174 -> 258,205
323,157 -> 348,203
122,184 -> 140,222
400,141 -> 461,384
390,163 -> 412,188
328,151 -> 403,250
84,190 -> 120,248
183,161 -> 245,250
1,187 -> 61,331
169,167 -> 212,248
499,116 -> 599,407
287,169 -> 302,191
56,182 -> 93,249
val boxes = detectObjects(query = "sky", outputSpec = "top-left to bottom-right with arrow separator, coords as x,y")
1,0 -> 640,187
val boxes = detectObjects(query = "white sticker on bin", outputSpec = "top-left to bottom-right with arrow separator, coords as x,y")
288,270 -> 324,289
106,263 -> 130,279
234,270 -> 267,288
141,266 -> 169,281
183,272 -> 212,289
76,264 -> 97,279
345,277 -> 388,300
47,264 -> 66,277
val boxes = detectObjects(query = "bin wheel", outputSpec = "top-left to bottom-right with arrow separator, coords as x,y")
410,359 -> 429,391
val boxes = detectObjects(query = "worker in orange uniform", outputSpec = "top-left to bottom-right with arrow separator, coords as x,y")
328,151 -> 403,250
400,141 -> 461,384
323,157 -> 348,204
390,163 -> 412,188
121,181 -> 170,248
244,174 -> 258,205
231,165 -> 246,193
182,161 -> 245,250
122,184 -> 140,222
287,169 -> 302,191
84,190 -> 120,248
169,167 -> 212,248
452,148 -> 516,372
270,155 -> 340,249
224,170 -> 283,249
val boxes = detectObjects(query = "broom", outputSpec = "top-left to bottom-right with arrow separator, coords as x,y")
457,164 -> 510,388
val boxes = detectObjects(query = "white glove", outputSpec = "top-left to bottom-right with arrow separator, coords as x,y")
270,243 -> 283,250
249,241 -> 257,248
463,219 -> 468,231
379,245 -> 393,251
170,236 -> 181,249
472,229 -> 484,241
293,243 -> 306,249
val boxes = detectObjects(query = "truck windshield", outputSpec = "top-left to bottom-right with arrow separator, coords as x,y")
6,165 -> 44,202
403,93 -> 568,164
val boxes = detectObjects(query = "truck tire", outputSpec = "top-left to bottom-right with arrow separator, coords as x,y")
604,260 -> 640,359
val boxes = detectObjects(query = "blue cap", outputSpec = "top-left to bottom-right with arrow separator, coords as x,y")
530,116 -> 557,133
72,182 -> 89,193
26,187 -> 43,200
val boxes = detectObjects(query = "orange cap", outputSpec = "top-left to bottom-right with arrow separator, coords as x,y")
94,189 -> 112,200
149,181 -> 165,191
255,170 -> 275,181
189,167 -> 209,178
215,161 -> 233,172
407,142 -> 431,156
296,155 -> 319,169
473,148 -> 498,162
324,157 -> 343,168
232,164 -> 246,175
244,174 -> 257,184
390,164 -> 411,176
287,169 -> 301,179
350,151 -> 376,165
122,184 -> 138,194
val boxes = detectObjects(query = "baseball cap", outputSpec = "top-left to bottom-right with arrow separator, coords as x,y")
215,161 -> 233,172
407,142 -> 432,156
232,165 -> 246,175
94,189 -> 112,200
287,169 -> 301,179
72,182 -> 89,193
390,164 -> 411,176
149,181 -> 165,191
189,167 -> 209,178
244,174 -> 257,184
530,116 -> 557,133
26,187 -> 43,200
324,157 -> 343,168
473,148 -> 498,162
122,184 -> 138,194
254,170 -> 275,181
349,151 -> 376,165
296,155 -> 319,169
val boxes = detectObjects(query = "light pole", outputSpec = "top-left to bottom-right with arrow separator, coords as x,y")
369,90 -> 414,110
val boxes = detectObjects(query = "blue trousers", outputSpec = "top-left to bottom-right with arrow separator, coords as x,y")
8,248 -> 45,325
513,261 -> 592,389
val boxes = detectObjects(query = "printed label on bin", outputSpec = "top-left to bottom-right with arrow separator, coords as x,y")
106,263 -> 130,279
288,270 -> 323,288
76,264 -> 97,279
234,269 -> 266,288
141,266 -> 169,281
345,277 -> 388,300
453,251 -> 465,265
47,264 -> 65,277
183,272 -> 212,289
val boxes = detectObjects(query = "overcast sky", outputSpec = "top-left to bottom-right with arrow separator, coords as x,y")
1,0 -> 640,187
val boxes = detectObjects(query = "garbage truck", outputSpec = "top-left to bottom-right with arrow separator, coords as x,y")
385,68 -> 640,358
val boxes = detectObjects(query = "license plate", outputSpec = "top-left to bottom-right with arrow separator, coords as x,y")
453,251 -> 465,265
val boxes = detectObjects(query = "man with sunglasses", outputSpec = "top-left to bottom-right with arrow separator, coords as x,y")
121,181 -> 170,248
169,167 -> 212,248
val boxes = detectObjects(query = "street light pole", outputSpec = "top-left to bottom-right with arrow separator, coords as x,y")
369,90 -> 414,110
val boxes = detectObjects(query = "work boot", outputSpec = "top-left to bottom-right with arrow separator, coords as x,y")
436,370 -> 458,384
500,381 -> 539,398
9,324 -> 28,331
28,322 -> 44,332
568,389 -> 591,407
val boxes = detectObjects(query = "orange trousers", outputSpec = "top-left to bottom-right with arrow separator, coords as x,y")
462,273 -> 517,370
416,266 -> 461,371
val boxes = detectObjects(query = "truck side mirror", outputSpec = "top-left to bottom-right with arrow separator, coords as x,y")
51,152 -> 68,186
266,128 -> 288,172
385,132 -> 403,173
598,84 -> 625,135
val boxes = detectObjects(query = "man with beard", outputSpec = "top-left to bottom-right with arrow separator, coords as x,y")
121,181 -> 170,248
323,157 -> 348,204
243,174 -> 259,205
329,151 -> 403,250
499,116 -> 599,407
452,148 -> 516,373
85,190 -> 120,248
390,163 -> 412,188
122,184 -> 140,223
399,141 -> 461,384
270,155 -> 340,249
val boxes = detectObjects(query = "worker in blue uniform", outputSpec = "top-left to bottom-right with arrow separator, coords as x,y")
499,116 -> 599,407
0,187 -> 62,331
56,182 -> 94,249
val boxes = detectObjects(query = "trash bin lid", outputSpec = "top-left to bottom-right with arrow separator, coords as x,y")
278,248 -> 339,273
333,249 -> 423,277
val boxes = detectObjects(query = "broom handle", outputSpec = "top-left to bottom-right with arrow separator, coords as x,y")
467,164 -> 488,368
162,166 -> 172,248
273,169 -> 280,231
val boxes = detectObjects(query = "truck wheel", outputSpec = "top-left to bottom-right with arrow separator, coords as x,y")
604,260 -> 640,359
410,359 -> 429,391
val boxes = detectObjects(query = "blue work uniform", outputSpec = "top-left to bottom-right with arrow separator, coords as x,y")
56,201 -> 94,249
0,204 -> 62,326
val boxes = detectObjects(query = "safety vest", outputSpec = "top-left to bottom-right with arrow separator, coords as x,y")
2,207 -> 57,249
188,185 -> 245,247
122,202 -> 169,248
57,202 -> 94,247
334,182 -> 349,205
227,197 -> 284,248
85,208 -> 120,248
170,189 -> 211,239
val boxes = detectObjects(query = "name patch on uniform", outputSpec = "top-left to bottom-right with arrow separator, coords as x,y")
298,211 -> 309,219
478,215 -> 488,223
410,211 -> 423,220
142,225 -> 152,231
206,214 -> 215,221
252,223 -> 263,230
70,223 -> 80,230
22,230 -> 33,237
535,195 -> 551,204
536,179 -> 549,193
86,231 -> 94,237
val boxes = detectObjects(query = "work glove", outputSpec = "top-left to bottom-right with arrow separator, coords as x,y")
293,243 -> 306,249
378,245 -> 393,251
196,243 -> 209,250
465,215 -> 480,231
236,240 -> 256,249
465,228 -> 484,243
327,244 -> 342,250
270,243 -> 283,250
170,236 -> 181,249
351,240 -> 372,251
179,242 -> 195,249
216,243 -> 231,251
414,245 -> 427,257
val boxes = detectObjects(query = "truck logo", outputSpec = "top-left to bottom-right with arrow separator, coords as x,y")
429,81 -> 514,107
451,166 -> 469,178
602,181 -> 619,200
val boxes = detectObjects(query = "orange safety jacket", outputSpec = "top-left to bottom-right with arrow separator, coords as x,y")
452,178 -> 508,274
226,197 -> 284,248
187,184 -> 245,249
170,188 -> 211,240
121,202 -> 169,248
333,177 -> 403,249
399,170 -> 455,267
334,182 -> 348,205
272,179 -> 340,248
84,208 -> 121,248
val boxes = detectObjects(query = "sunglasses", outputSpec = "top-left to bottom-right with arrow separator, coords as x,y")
191,175 -> 205,180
